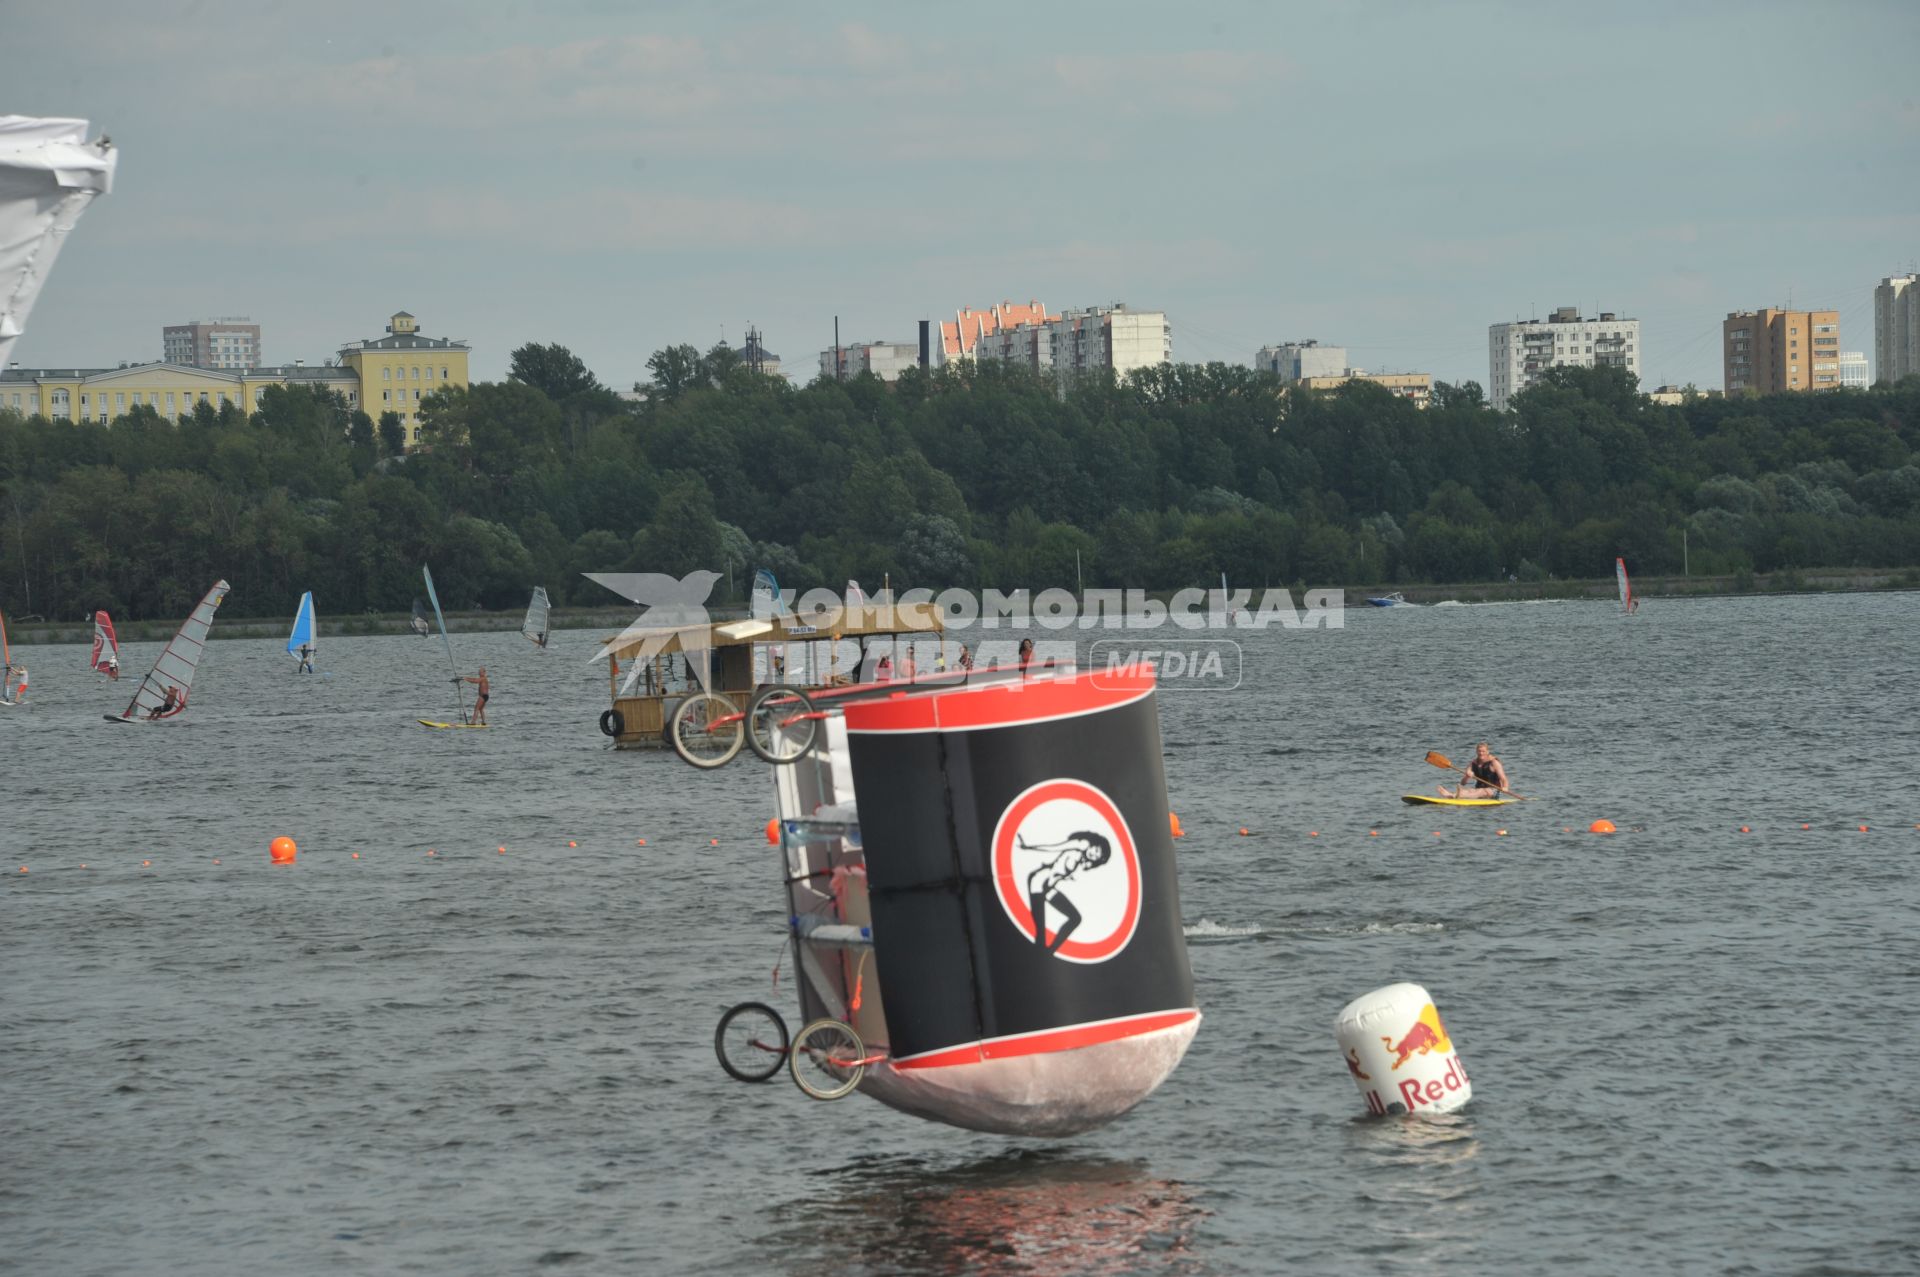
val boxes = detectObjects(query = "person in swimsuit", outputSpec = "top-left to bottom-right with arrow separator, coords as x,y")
456,665 -> 490,725
297,643 -> 314,674
1440,742 -> 1508,798
148,685 -> 181,720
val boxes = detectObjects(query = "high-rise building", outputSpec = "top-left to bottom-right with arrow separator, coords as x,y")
1723,307 -> 1840,394
163,318 -> 261,369
1839,352 -> 1869,389
1254,341 -> 1347,381
1874,274 -> 1919,385
1487,307 -> 1640,411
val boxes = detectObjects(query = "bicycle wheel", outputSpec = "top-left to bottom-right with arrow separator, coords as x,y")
746,685 -> 819,764
715,1002 -> 789,1083
789,1018 -> 867,1101
670,692 -> 744,768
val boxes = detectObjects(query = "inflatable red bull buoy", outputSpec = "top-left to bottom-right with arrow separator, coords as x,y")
1334,982 -> 1471,1117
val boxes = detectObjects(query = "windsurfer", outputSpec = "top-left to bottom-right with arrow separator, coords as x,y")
1439,742 -> 1508,798
455,666 -> 490,725
148,685 -> 181,720
106,657 -> 119,679
297,643 -> 314,674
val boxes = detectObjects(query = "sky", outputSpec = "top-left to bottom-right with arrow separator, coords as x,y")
8,0 -> 1919,390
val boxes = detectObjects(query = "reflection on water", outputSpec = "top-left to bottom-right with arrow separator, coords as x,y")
757,1149 -> 1207,1276
1346,1113 -> 1486,1260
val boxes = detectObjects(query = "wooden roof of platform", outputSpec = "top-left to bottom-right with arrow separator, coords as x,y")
600,601 -> 944,663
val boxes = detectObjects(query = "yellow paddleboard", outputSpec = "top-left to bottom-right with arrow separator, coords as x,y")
418,719 -> 489,730
1402,794 -> 1513,807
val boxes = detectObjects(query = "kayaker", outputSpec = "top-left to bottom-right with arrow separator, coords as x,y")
1440,742 -> 1508,798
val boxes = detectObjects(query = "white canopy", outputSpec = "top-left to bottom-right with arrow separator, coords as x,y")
0,116 -> 117,365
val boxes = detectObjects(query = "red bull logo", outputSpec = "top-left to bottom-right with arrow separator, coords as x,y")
1382,1003 -> 1452,1069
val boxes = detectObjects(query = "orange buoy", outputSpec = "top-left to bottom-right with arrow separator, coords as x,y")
1497,829 -> 1508,836
212,858 -> 221,865
1589,819 -> 1616,834
710,838 -> 719,846
1858,824 -> 1869,833
568,840 -> 577,848
1802,823 -> 1810,830
1239,827 -> 1250,837
498,846 -> 506,854
17,866 -> 25,873
1369,829 -> 1379,837
1307,830 -> 1318,837
1432,831 -> 1442,838
141,860 -> 151,867
1168,812 -> 1185,838
637,838 -> 647,847
1739,826 -> 1750,833
269,836 -> 297,865
351,852 -> 359,859
765,817 -> 780,845
427,848 -> 437,857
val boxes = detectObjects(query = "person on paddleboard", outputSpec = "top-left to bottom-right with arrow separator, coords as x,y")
1440,742 -> 1508,798
454,665 -> 490,725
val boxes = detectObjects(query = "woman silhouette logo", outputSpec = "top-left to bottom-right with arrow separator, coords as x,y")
991,780 -> 1141,964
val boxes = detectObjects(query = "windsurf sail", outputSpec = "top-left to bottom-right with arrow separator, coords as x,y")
1615,557 -> 1634,612
423,566 -> 467,722
91,610 -> 120,675
521,586 -> 551,648
410,597 -> 431,637
114,580 -> 229,721
0,118 -> 118,367
0,607 -> 14,703
750,568 -> 790,683
287,591 -> 316,667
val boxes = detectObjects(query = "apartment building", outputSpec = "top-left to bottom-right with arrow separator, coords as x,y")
163,318 -> 261,369
1723,307 -> 1840,394
1254,341 -> 1347,381
1488,307 -> 1640,411
820,340 -> 919,382
1875,274 -> 1919,384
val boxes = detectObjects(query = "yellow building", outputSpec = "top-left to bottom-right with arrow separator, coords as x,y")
0,311 -> 470,447
1296,370 -> 1433,409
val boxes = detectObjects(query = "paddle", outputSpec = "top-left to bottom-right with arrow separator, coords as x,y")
1424,750 -> 1527,801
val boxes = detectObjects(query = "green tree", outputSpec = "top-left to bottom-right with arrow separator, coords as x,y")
508,342 -> 605,402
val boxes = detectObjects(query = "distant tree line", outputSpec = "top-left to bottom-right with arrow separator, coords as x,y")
2,335 -> 1918,622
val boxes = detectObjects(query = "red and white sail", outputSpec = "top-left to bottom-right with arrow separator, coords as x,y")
1615,557 -> 1633,612
115,581 -> 228,721
91,610 -> 120,674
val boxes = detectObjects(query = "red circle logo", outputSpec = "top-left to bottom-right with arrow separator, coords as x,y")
991,780 -> 1141,964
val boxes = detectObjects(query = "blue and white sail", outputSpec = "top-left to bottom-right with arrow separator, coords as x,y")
287,591 -> 316,667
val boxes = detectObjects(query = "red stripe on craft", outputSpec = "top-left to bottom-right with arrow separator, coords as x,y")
844,668 -> 1152,735
892,1008 -> 1198,1071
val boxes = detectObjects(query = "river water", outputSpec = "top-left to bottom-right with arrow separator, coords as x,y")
5,592 -> 1915,1274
